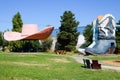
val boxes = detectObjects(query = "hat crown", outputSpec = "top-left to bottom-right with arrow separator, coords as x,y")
21,24 -> 38,36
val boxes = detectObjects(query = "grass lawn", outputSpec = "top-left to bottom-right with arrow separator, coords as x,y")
0,52 -> 120,80
85,54 -> 120,61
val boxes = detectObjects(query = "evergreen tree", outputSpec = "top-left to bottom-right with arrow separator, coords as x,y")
116,20 -> 120,25
116,20 -> 120,51
12,12 -> 23,32
83,24 -> 93,47
9,12 -> 23,52
56,11 -> 79,51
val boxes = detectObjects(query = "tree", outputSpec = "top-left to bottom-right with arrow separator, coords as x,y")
56,11 -> 80,51
0,32 -> 3,47
8,12 -> 23,52
83,24 -> 93,47
41,37 -> 53,52
0,31 -> 9,51
116,20 -> 120,53
116,20 -> 120,25
22,40 -> 42,52
12,12 -> 23,32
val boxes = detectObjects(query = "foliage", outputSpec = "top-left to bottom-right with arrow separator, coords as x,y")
116,20 -> 120,44
116,20 -> 120,25
83,24 -> 93,47
56,11 -> 80,51
0,32 -> 3,46
116,26 -> 120,45
8,12 -> 23,52
0,32 -> 9,51
116,20 -> 120,53
41,37 -> 53,51
12,12 -> 23,32
22,40 -> 42,52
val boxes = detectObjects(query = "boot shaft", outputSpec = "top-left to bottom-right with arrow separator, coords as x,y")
97,14 -> 116,40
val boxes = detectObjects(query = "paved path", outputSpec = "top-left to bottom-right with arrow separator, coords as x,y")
72,55 -> 120,71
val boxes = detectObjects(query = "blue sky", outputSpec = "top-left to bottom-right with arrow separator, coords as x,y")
0,0 -> 120,31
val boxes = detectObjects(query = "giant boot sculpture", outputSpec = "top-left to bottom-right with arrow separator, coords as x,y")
85,14 -> 116,55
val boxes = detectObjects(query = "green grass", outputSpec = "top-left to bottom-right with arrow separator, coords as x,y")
85,54 -> 119,61
0,52 -> 120,80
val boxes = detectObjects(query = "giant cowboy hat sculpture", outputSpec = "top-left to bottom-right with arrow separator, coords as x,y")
4,24 -> 54,41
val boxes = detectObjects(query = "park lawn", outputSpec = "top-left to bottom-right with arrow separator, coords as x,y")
85,54 -> 119,61
0,52 -> 120,80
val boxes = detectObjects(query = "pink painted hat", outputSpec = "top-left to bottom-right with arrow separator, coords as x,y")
4,24 -> 54,41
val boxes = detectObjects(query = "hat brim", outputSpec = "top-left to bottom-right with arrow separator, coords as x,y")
4,26 -> 54,41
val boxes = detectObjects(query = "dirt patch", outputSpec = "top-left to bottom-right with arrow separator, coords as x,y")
102,60 -> 120,67
0,61 -> 48,67
50,58 -> 70,63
